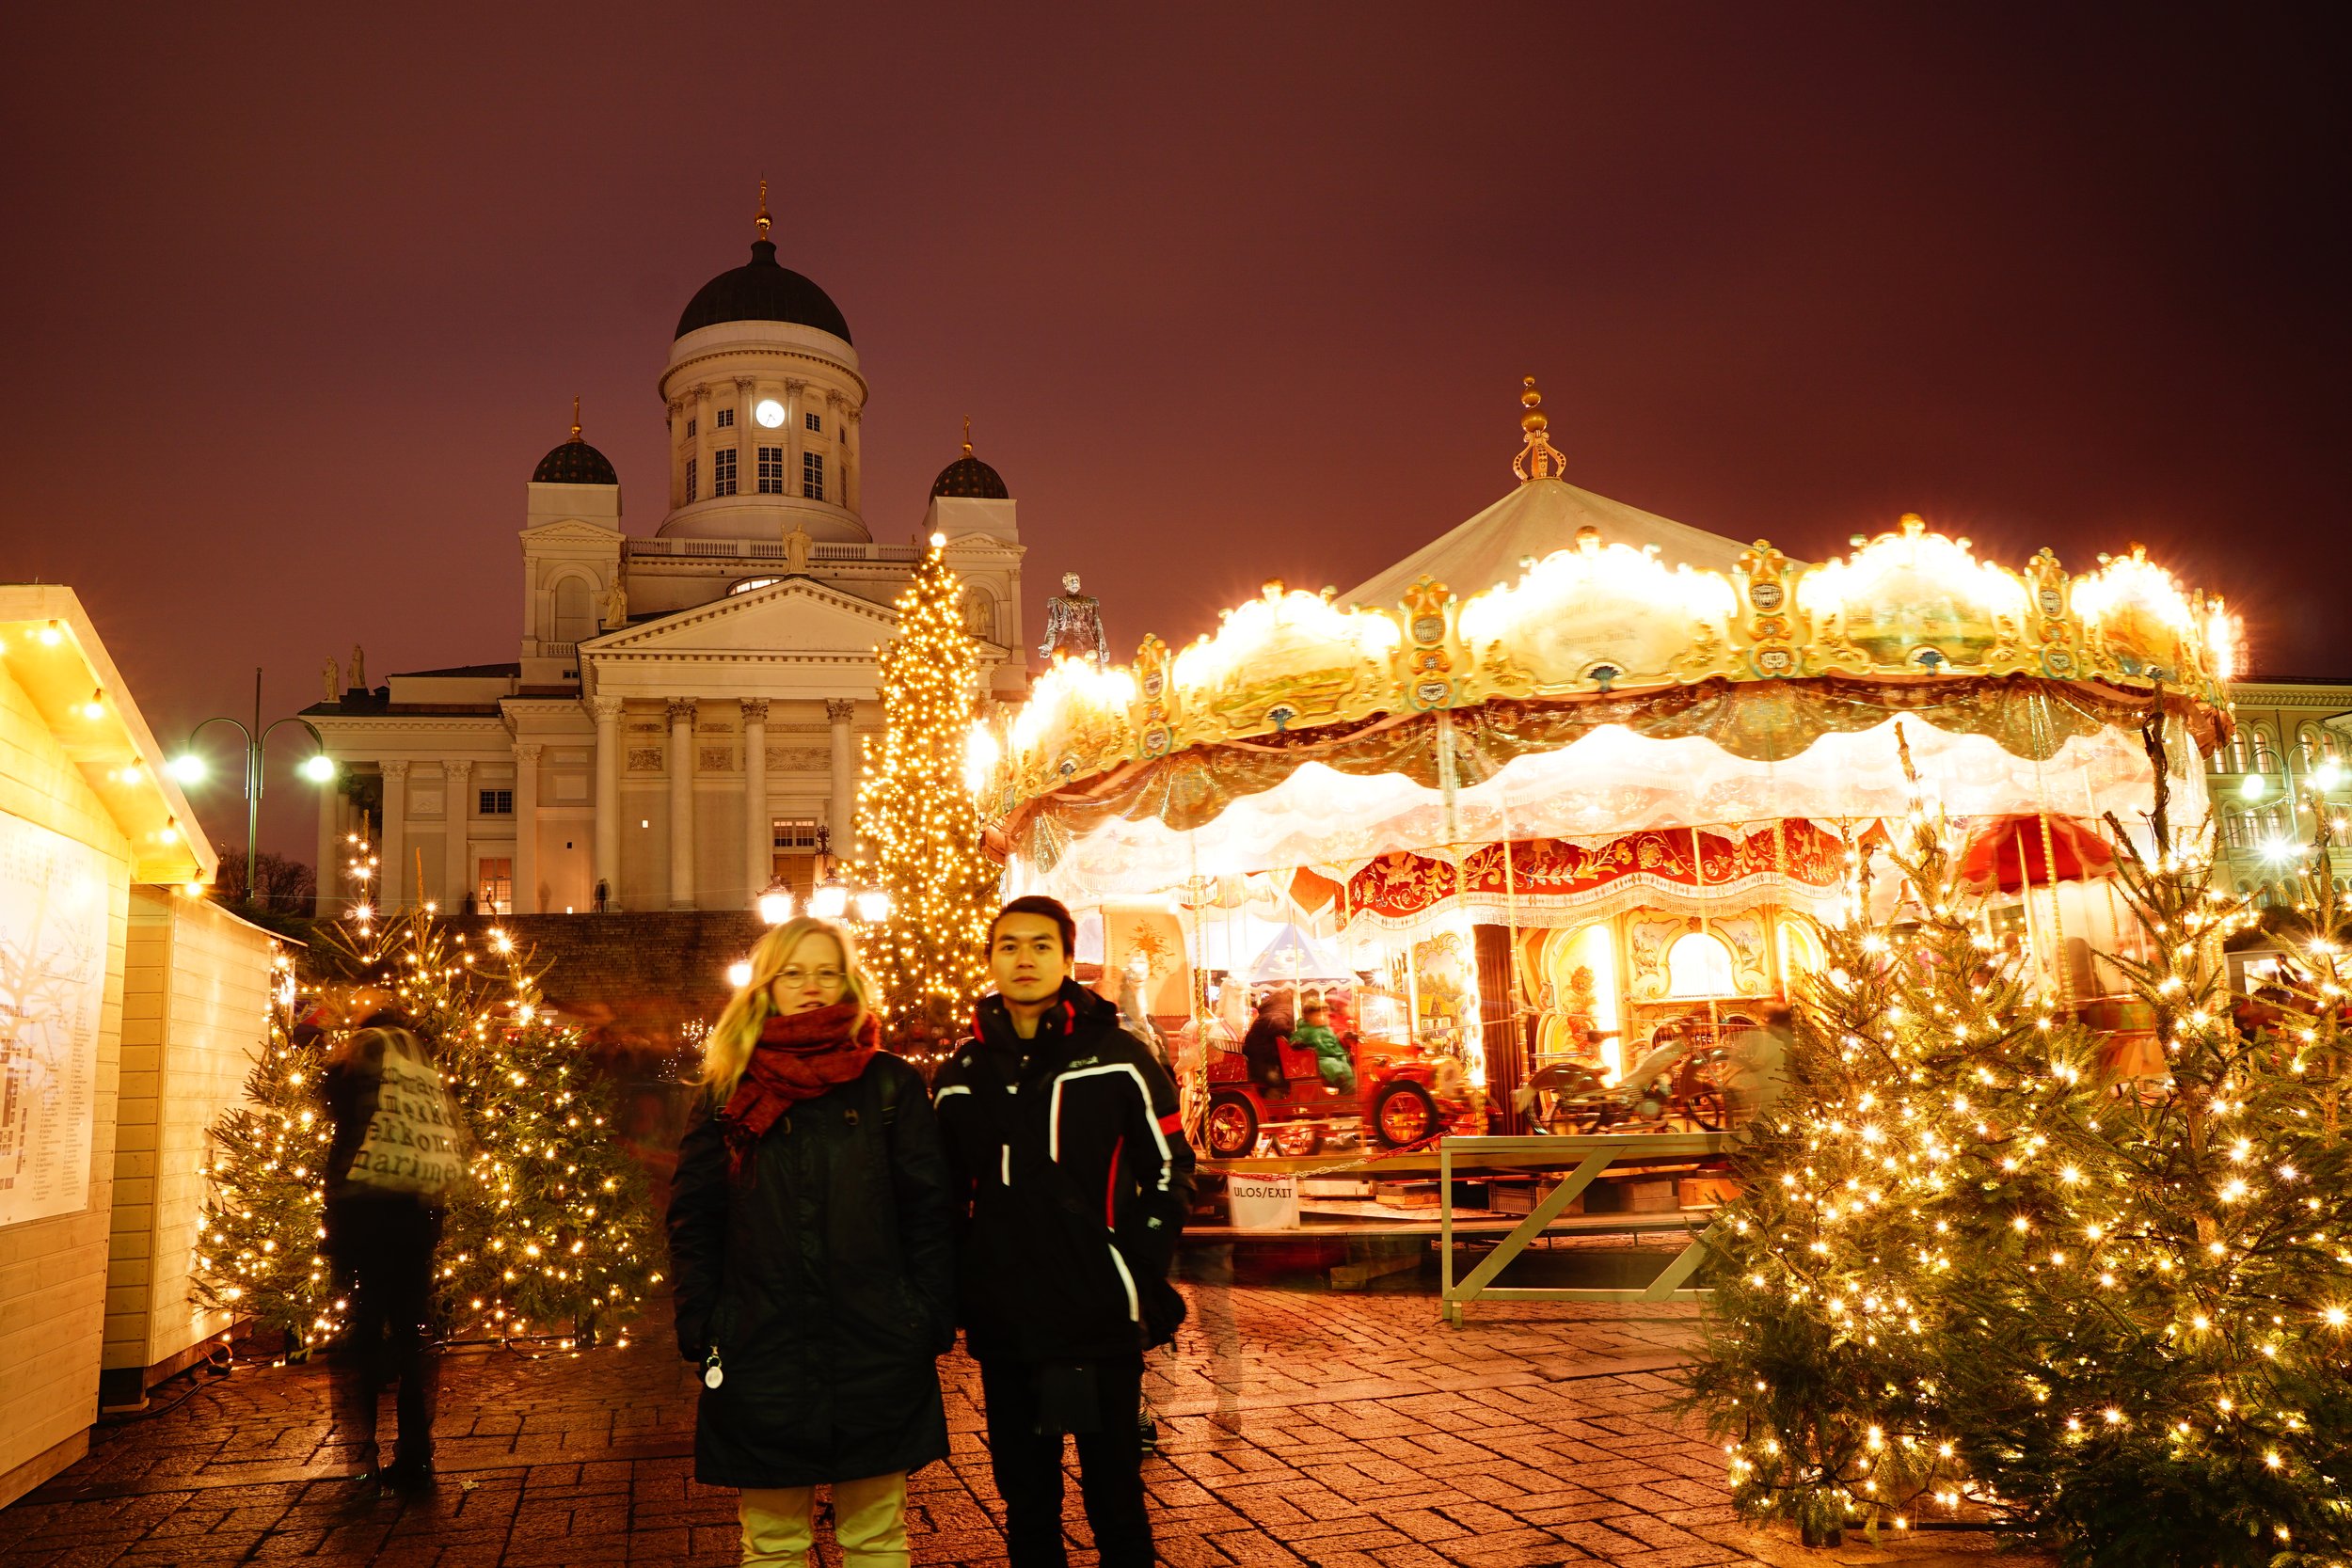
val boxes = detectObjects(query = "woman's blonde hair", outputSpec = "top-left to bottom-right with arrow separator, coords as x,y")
701,916 -> 871,1099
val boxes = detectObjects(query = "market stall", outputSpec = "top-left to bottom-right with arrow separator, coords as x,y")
972,384 -> 2237,1159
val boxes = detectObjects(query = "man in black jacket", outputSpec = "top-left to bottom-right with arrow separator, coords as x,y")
932,895 -> 1196,1568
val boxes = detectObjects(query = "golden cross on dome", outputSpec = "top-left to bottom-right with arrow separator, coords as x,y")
962,414 -> 973,456
570,395 -> 582,442
1513,375 -> 1567,483
755,176 -> 771,240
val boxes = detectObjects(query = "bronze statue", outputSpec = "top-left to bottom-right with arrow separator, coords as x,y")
1037,572 -> 1108,668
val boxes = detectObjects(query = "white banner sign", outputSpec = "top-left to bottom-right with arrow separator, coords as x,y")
1227,1172 -> 1300,1230
0,812 -> 110,1227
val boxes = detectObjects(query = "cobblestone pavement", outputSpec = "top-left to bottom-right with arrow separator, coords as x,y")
4,1281 -> 2030,1567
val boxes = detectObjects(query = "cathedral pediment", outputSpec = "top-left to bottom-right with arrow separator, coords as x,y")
585,577 -> 900,657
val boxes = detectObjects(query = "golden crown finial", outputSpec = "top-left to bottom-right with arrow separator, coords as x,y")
962,414 -> 973,456
1513,375 -> 1566,483
754,176 -> 771,241
569,395 -> 582,442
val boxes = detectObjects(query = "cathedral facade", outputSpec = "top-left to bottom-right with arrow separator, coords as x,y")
308,200 -> 1027,915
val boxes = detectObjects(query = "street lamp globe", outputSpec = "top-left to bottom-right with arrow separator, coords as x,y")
167,753 -> 207,784
854,889 -> 891,924
301,753 -> 338,784
2240,773 -> 2266,800
756,886 -> 795,926
810,877 -> 850,920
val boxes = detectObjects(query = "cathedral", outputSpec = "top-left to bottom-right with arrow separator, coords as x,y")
308,194 -> 1029,916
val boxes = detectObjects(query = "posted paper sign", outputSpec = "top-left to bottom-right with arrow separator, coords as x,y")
1228,1172 -> 1300,1230
0,812 -> 110,1227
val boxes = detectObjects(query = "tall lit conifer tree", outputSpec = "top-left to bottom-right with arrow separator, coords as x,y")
856,536 -> 998,1040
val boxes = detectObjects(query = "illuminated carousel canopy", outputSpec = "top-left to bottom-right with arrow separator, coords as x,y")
977,382 -> 2239,902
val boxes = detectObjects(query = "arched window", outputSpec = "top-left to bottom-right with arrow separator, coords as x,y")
2249,726 -> 2282,775
2297,724 -> 2328,769
551,578 -> 596,647
1665,931 -> 1736,999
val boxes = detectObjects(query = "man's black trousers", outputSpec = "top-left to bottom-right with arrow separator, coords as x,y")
978,1355 -> 1152,1568
324,1196 -> 441,1466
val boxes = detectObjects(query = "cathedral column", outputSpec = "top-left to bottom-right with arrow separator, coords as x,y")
591,696 -> 622,910
668,699 -> 698,909
784,378 -> 806,499
735,377 -> 758,477
513,741 -> 541,914
443,759 -> 473,909
314,779 -> 341,918
379,760 -> 409,911
841,404 -> 861,514
692,385 -> 713,501
827,699 -> 858,861
741,699 -> 770,902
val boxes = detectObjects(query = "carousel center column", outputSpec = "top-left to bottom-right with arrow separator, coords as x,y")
379,760 -> 409,911
826,699 -> 858,860
513,741 -> 541,914
741,699 -> 770,903
668,698 -> 698,909
590,696 -> 623,911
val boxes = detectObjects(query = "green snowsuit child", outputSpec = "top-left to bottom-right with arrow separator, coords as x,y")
1292,1006 -> 1355,1093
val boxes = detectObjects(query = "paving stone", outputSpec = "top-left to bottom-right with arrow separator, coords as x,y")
1,1287 -> 2034,1566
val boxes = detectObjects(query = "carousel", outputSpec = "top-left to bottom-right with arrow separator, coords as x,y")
972,381 -> 2239,1161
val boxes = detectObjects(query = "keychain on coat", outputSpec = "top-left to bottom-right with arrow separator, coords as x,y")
702,1348 -> 724,1389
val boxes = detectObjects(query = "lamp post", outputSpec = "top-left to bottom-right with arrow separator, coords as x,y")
167,666 -> 336,908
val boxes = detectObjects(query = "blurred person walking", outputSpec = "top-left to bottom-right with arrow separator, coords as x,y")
932,895 -> 1197,1568
668,917 -> 953,1568
316,984 -> 467,1493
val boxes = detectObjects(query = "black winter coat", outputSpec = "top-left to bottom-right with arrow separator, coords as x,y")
665,1053 -> 953,1489
931,984 -> 1197,1364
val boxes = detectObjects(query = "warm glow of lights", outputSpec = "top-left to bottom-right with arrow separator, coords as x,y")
1171,580 -> 1401,695
1457,531 -> 1740,650
1010,657 -> 1138,755
964,721 -> 1001,798
1795,520 -> 2028,630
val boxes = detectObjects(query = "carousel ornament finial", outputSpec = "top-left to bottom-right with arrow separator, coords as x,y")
1514,375 -> 1567,483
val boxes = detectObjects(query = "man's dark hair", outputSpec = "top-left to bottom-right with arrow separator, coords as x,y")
991,895 -> 1076,958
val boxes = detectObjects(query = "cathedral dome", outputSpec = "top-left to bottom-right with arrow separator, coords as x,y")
931,451 -> 1009,499
676,238 -> 852,343
532,411 -> 618,485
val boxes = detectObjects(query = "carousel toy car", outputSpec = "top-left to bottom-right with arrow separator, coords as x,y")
1200,1030 -> 1486,1157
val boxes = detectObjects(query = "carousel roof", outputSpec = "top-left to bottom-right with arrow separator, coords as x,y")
1344,474 -> 1759,610
974,378 -> 2242,898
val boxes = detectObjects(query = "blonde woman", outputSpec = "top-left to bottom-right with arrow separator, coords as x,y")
666,917 -> 952,1568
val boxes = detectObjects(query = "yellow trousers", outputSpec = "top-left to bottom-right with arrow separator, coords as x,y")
739,1472 -> 908,1567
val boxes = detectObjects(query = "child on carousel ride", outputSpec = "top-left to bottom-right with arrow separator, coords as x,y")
1290,1001 -> 1356,1095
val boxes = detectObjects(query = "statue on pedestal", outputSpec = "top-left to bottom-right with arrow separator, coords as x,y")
1038,572 -> 1108,668
322,657 -> 340,705
348,644 -> 366,693
600,569 -> 629,630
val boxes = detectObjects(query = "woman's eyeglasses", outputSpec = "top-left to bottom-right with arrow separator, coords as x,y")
776,967 -> 845,989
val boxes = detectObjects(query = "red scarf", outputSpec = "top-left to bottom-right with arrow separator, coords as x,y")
717,1001 -> 880,1180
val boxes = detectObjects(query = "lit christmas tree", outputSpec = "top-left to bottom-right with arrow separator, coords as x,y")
1690,726 -> 2352,1561
197,910 -> 660,1353
855,534 -> 998,1040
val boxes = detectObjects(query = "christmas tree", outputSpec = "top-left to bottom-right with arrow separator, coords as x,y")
855,534 -> 998,1040
1689,725 -> 2352,1562
197,911 -> 661,1352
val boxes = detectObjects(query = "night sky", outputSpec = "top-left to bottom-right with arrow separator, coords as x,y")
3,5 -> 2345,863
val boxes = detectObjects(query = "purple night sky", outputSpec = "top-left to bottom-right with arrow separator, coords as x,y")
3,4 -> 2345,863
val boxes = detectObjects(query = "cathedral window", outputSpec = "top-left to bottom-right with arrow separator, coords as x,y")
713,447 -> 739,496
757,446 -> 786,494
716,407 -> 735,428
773,817 -> 820,850
686,457 -> 697,502
805,410 -> 822,433
478,788 -> 514,816
476,856 -> 513,915
686,418 -> 697,437
803,451 -> 824,499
